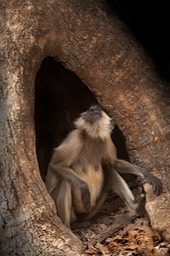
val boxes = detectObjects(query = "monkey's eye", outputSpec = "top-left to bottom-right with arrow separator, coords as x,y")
89,109 -> 99,114
92,111 -> 101,119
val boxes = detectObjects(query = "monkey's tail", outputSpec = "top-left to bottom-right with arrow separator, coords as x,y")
84,191 -> 107,220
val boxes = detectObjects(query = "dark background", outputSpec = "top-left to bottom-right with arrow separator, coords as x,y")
108,0 -> 170,81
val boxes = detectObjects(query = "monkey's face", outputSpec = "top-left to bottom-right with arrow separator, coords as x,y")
81,105 -> 102,124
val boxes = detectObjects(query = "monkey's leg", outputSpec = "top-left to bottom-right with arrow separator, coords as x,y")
115,159 -> 163,195
47,165 -> 91,211
51,180 -> 72,228
45,169 -> 60,194
109,169 -> 138,212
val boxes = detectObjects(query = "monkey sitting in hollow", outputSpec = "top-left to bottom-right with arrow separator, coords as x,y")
45,105 -> 162,228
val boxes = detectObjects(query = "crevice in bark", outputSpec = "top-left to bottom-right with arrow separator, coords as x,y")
34,56 -> 137,240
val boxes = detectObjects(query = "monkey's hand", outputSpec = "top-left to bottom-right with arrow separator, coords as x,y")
79,181 -> 91,212
138,170 -> 163,196
114,159 -> 163,196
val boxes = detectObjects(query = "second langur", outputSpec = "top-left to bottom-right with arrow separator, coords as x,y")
45,105 -> 162,228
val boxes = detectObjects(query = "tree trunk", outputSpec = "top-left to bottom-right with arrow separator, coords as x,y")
0,0 -> 169,255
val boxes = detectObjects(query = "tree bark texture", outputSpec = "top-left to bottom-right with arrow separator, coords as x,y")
0,0 -> 170,255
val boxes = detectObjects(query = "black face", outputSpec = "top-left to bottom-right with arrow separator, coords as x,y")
82,105 -> 102,124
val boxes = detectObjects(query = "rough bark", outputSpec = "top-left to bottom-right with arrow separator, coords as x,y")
0,1 -> 83,255
0,0 -> 170,255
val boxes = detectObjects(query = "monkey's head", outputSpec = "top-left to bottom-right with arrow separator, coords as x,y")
81,105 -> 103,124
74,105 -> 114,140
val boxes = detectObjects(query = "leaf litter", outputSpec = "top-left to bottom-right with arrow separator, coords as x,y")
72,193 -> 170,256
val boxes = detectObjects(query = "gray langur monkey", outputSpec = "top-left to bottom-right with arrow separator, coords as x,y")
45,105 -> 162,228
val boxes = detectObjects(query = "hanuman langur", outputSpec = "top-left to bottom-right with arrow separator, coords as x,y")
45,105 -> 162,227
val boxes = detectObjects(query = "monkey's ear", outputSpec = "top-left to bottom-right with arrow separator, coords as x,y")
110,118 -> 115,130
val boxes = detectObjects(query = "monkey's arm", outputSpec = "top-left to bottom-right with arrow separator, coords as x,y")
115,159 -> 163,195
